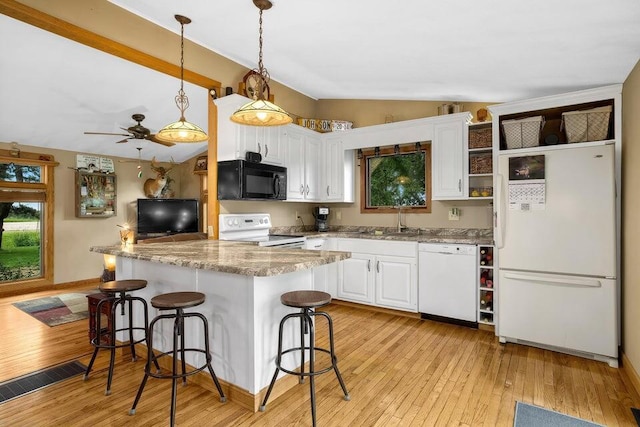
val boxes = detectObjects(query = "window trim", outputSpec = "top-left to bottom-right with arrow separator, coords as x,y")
0,149 -> 57,293
360,143 -> 432,214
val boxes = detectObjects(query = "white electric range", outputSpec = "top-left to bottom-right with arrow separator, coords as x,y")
218,213 -> 306,249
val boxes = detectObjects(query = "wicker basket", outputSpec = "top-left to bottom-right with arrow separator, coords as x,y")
469,127 -> 493,149
502,116 -> 544,149
470,154 -> 492,174
561,106 -> 611,143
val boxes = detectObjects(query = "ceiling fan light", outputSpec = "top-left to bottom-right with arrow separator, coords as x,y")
231,99 -> 292,126
155,119 -> 208,143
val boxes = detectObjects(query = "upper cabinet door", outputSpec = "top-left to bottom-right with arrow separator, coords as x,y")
283,127 -> 306,200
305,135 -> 322,201
323,136 -> 344,201
432,120 -> 466,200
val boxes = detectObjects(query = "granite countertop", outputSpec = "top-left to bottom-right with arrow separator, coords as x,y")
90,240 -> 350,277
271,226 -> 494,245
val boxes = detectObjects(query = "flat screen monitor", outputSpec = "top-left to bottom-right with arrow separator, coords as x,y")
137,198 -> 199,235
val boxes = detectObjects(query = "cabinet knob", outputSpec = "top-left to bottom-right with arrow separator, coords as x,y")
265,145 -> 269,157
257,143 -> 262,154
300,184 -> 304,195
458,179 -> 462,192
326,185 -> 330,196
367,259 -> 371,271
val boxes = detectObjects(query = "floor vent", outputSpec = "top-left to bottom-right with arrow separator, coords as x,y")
0,360 -> 86,404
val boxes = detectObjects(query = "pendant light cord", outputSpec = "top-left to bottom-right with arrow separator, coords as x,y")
175,17 -> 189,121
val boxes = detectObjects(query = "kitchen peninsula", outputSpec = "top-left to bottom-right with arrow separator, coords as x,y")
90,240 -> 350,411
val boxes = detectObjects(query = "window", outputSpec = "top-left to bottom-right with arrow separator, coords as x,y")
360,143 -> 431,213
0,152 -> 57,290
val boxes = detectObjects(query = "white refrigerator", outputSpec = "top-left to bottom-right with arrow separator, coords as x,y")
496,143 -> 618,366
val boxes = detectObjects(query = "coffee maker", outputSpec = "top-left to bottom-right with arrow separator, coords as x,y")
313,206 -> 330,232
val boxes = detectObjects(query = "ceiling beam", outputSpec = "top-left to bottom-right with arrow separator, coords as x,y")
0,0 -> 221,91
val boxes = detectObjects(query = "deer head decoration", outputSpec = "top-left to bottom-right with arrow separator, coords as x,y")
143,157 -> 174,198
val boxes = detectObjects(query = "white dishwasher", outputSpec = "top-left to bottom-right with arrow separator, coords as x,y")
418,243 -> 477,326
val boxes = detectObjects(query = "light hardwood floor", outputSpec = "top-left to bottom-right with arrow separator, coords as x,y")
1,286 -> 639,426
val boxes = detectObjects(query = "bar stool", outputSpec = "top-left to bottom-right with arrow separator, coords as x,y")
84,279 -> 158,396
129,291 -> 226,426
260,290 -> 350,426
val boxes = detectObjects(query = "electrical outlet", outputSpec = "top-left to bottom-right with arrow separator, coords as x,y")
448,208 -> 460,221
335,210 -> 342,220
207,225 -> 214,236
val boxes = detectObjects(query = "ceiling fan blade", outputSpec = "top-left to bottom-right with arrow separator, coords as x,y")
115,138 -> 130,144
148,134 -> 176,147
85,131 -> 132,136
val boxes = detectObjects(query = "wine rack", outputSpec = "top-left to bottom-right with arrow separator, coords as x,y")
478,245 -> 495,325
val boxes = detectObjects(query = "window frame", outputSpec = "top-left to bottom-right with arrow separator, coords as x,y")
0,150 -> 57,293
360,143 -> 432,214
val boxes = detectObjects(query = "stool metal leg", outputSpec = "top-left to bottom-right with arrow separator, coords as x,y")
178,310 -> 187,386
305,311 -> 317,427
299,311 -> 306,384
130,314 -> 164,415
126,295 -> 136,361
130,309 -> 226,423
316,311 -> 350,400
195,312 -> 226,401
170,312 -> 180,427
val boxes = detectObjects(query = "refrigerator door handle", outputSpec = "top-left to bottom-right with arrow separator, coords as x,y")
504,272 -> 602,288
496,173 -> 506,249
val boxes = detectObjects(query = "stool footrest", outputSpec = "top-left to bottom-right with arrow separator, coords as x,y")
277,346 -> 336,377
147,348 -> 213,380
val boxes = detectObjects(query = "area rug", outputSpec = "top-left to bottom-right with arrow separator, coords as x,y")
12,291 -> 97,327
514,401 -> 604,427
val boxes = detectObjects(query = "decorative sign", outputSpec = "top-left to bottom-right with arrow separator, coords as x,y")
76,154 -> 100,171
297,118 -> 353,133
76,154 -> 115,173
508,155 -> 546,211
100,157 -> 115,173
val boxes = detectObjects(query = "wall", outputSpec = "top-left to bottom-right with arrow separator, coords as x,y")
0,141 -> 200,285
622,59 -> 640,381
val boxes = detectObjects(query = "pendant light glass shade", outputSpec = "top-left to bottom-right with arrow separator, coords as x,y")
155,117 -> 208,143
157,15 -> 208,143
231,99 -> 292,126
230,0 -> 292,127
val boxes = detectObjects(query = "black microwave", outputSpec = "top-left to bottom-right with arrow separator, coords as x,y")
218,159 -> 287,200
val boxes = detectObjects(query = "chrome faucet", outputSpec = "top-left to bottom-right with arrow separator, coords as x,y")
396,206 -> 407,233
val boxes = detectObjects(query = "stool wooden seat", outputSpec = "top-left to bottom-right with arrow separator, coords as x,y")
84,279 -> 158,396
100,279 -> 148,293
151,291 -> 206,309
260,290 -> 349,426
130,291 -> 225,426
281,290 -> 332,308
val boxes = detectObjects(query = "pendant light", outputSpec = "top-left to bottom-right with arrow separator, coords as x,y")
230,0 -> 293,127
155,15 -> 208,143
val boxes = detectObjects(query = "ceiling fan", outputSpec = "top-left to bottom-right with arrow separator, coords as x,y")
84,113 -> 175,147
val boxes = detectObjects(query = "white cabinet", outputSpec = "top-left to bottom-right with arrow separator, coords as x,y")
336,239 -> 417,312
323,136 -> 344,201
238,125 -> 283,165
338,253 -> 375,304
375,255 -> 417,311
306,237 -> 338,297
284,126 -> 321,201
431,117 -> 468,200
214,94 -> 283,166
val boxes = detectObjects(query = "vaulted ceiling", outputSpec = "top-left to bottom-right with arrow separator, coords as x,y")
1,0 -> 639,162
